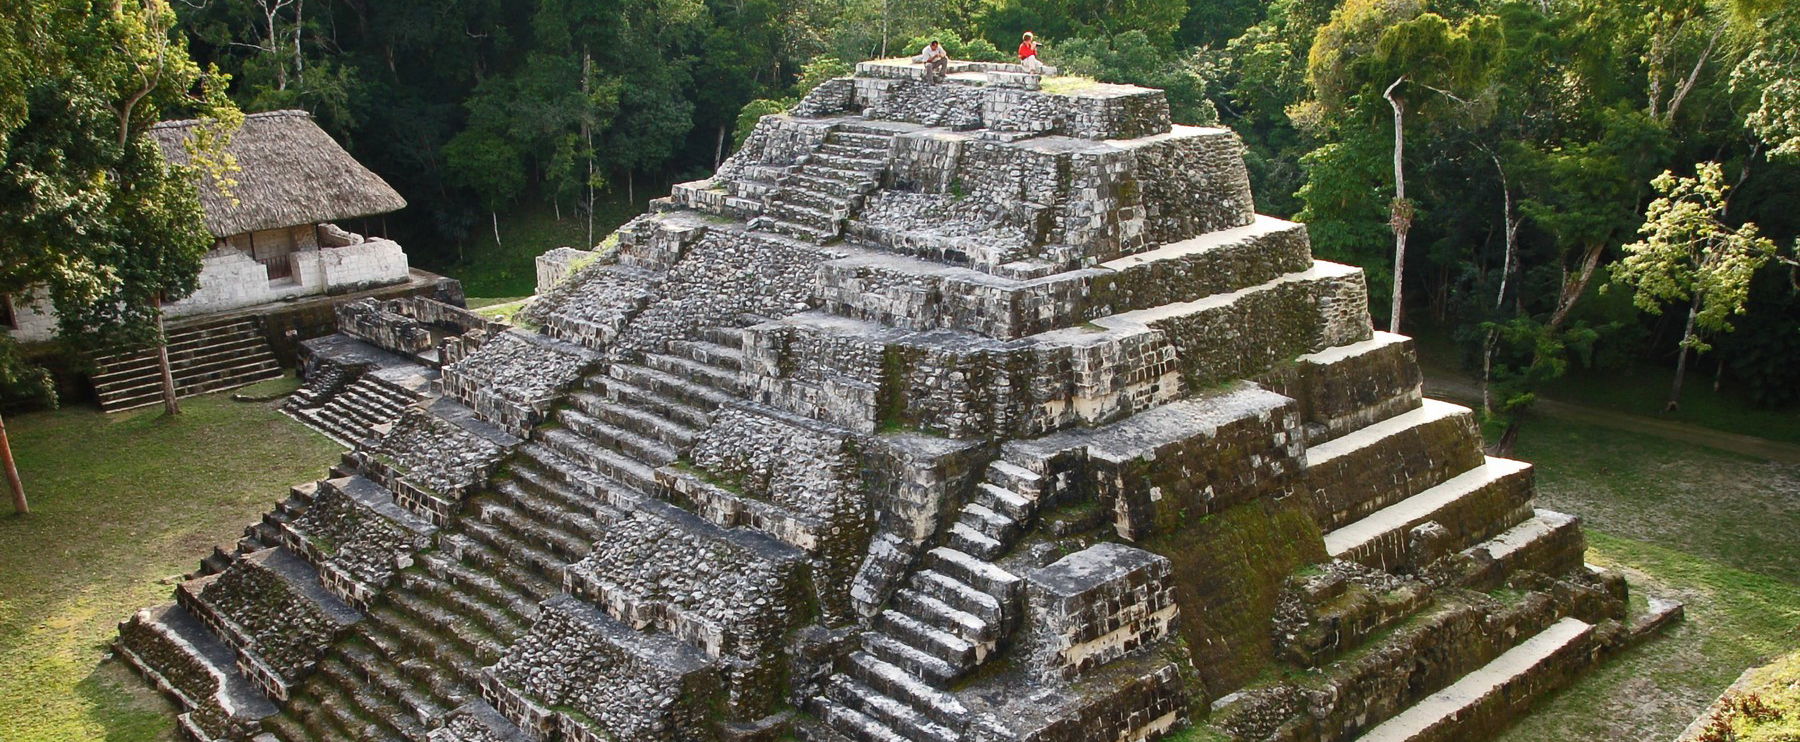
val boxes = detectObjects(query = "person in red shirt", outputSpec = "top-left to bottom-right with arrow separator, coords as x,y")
1018,31 -> 1043,74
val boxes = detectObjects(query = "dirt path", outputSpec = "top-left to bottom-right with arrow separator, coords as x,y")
1418,365 -> 1800,465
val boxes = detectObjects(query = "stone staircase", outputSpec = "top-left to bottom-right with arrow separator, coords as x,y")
751,128 -> 894,244
288,373 -> 423,446
91,316 -> 282,412
816,454 -> 1049,742
260,328 -> 753,741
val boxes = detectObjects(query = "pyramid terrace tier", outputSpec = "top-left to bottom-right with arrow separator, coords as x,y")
681,114 -> 1257,273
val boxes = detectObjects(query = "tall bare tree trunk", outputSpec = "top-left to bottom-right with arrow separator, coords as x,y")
0,411 -> 25,515
583,50 -> 595,248
1384,76 -> 1411,334
715,124 -> 727,170
1666,296 -> 1702,412
155,294 -> 180,416
491,211 -> 502,247
627,170 -> 634,206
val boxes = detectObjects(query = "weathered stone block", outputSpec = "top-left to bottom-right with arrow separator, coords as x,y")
1026,543 -> 1178,679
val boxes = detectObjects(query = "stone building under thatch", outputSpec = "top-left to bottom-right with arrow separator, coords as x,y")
1,110 -> 460,412
3,110 -> 416,342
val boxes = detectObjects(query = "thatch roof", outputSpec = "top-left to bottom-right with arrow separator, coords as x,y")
150,110 -> 406,237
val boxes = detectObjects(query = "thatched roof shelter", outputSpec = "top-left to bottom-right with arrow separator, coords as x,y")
150,110 -> 406,238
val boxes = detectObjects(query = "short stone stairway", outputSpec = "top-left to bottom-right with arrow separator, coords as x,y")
91,316 -> 282,412
814,455 -> 1048,742
752,128 -> 895,244
288,373 -> 423,446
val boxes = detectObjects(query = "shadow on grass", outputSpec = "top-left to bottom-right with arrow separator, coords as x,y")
77,658 -> 179,742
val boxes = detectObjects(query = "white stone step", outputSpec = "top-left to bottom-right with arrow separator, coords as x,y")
1323,457 -> 1533,569
1357,617 -> 1595,742
1304,399 -> 1470,469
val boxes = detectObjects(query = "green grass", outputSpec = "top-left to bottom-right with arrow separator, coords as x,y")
1515,416 -> 1800,583
1488,416 -> 1800,741
0,378 -> 343,741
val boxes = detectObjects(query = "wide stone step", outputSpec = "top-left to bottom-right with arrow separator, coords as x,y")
768,198 -> 841,227
945,522 -> 1003,560
816,696 -> 911,742
307,670 -> 412,742
891,588 -> 995,644
923,548 -> 1020,604
383,589 -> 506,665
667,338 -> 745,373
311,656 -> 429,741
536,427 -> 662,499
594,375 -> 715,429
827,677 -> 961,742
827,131 -> 895,150
438,531 -> 562,604
875,610 -> 975,668
956,502 -> 1019,543
495,475 -> 610,542
93,318 -> 260,363
100,360 -> 283,412
474,494 -> 595,563
278,688 -> 355,742
1324,457 -> 1535,572
754,216 -> 837,244
862,633 -> 960,685
640,352 -> 743,396
843,652 -> 970,728
92,334 -> 272,385
984,460 -> 1044,498
775,184 -> 856,214
1457,510 -> 1587,590
415,552 -> 541,626
1357,617 -> 1596,742
570,391 -> 700,451
1303,399 -> 1485,531
809,151 -> 886,172
453,521 -> 571,592
909,570 -> 1002,626
115,603 -> 277,736
785,171 -> 868,198
336,641 -> 451,723
971,483 -> 1034,521
606,363 -> 733,416
514,442 -> 632,511
395,569 -> 528,645
555,406 -> 678,465
348,623 -> 475,708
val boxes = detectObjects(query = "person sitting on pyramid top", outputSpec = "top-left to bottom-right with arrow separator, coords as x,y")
914,39 -> 949,83
1019,31 -> 1044,74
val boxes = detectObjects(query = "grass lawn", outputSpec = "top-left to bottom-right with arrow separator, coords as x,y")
1494,416 -> 1800,741
0,374 -> 342,741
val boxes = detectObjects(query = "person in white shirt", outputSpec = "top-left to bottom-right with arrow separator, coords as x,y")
914,40 -> 949,83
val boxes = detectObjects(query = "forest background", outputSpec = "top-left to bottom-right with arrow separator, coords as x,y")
40,0 -> 1800,436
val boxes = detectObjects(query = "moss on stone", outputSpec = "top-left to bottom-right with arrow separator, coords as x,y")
1144,496 -> 1326,699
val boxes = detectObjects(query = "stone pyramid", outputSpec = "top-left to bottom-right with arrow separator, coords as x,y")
115,58 -> 1674,742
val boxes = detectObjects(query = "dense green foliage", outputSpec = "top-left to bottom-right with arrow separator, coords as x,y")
154,0 -> 1800,419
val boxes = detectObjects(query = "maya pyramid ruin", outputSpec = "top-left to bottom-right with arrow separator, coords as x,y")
114,59 -> 1678,742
